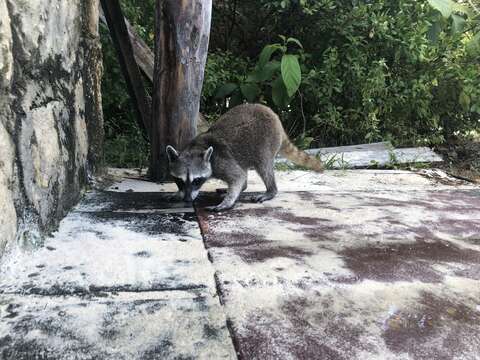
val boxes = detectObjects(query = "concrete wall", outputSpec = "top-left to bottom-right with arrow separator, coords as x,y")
0,0 -> 103,256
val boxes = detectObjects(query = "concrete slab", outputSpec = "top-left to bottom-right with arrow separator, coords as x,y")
77,190 -> 192,212
0,290 -> 235,360
2,169 -> 478,359
108,168 -> 474,194
0,188 -> 236,359
306,141 -> 391,153
276,143 -> 443,169
0,210 -> 212,295
196,170 -> 480,359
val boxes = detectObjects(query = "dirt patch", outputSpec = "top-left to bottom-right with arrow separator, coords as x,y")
197,205 -> 319,263
383,291 -> 480,359
436,140 -> 480,183
339,240 -> 480,283
236,310 -> 343,360
232,295 -> 378,360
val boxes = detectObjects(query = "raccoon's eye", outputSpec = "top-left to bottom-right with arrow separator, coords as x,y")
192,177 -> 206,187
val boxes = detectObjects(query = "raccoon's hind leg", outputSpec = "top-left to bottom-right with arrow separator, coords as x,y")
251,161 -> 277,203
207,166 -> 247,212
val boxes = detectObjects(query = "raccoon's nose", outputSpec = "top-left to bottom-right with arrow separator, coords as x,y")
183,193 -> 193,203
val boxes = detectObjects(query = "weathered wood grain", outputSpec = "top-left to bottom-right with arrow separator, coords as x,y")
150,0 -> 212,180
100,0 -> 151,138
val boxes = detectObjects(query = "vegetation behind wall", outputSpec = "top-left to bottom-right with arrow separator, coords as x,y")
101,0 -> 480,167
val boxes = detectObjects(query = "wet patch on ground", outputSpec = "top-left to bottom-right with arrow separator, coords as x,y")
77,191 -> 192,212
80,211 -> 198,237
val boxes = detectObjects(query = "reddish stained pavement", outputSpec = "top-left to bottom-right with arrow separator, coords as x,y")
196,170 -> 480,360
1,169 -> 479,359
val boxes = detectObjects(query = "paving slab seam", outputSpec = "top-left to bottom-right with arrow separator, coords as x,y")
73,209 -> 196,214
0,285 -> 208,297
195,205 -> 241,360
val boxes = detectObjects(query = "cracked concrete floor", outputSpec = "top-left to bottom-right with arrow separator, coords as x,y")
1,169 -> 480,359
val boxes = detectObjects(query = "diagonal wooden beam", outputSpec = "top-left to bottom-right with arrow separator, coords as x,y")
100,0 -> 151,138
99,9 -> 210,136
99,8 -> 154,81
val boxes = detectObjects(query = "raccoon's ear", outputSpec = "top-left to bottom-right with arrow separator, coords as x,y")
166,145 -> 179,162
203,146 -> 213,162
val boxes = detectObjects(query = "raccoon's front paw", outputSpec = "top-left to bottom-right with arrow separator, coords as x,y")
250,193 -> 275,203
205,204 -> 233,212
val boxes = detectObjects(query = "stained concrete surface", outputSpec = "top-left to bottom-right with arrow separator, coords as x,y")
0,190 -> 236,359
1,169 -> 479,359
196,170 -> 480,360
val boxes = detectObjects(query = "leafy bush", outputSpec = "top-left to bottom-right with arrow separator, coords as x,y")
214,36 -> 304,109
213,0 -> 480,147
101,0 -> 480,167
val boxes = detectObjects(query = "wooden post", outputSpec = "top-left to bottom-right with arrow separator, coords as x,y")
150,0 -> 212,181
83,0 -> 104,174
100,0 -> 151,138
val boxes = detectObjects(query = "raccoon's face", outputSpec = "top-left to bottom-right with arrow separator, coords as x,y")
166,145 -> 213,202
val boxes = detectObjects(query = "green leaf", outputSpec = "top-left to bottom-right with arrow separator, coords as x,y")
215,83 -> 238,99
427,0 -> 455,18
286,37 -> 303,49
248,61 -> 281,83
261,61 -> 281,81
272,77 -> 290,108
258,44 -> 282,69
240,83 -> 261,102
281,54 -> 301,97
451,14 -> 466,33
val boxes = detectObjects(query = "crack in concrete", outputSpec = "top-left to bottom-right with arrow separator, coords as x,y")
0,284 -> 208,298
195,204 -> 241,360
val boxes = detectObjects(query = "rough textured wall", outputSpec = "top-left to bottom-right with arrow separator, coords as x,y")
0,0 -> 103,256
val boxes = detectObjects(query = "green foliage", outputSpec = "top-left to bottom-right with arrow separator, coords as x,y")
213,36 -> 305,110
250,0 -> 480,146
100,0 -> 155,167
100,0 -> 480,167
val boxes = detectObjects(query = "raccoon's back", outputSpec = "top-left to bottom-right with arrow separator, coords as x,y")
206,104 -> 284,167
207,103 -> 282,135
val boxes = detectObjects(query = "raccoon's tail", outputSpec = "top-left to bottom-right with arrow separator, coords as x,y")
280,135 -> 324,172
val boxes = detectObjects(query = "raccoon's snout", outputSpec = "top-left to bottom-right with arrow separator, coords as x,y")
184,189 -> 200,202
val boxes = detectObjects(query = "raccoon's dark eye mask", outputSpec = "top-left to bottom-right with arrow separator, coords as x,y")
173,177 -> 185,190
172,176 -> 207,189
192,177 -> 207,187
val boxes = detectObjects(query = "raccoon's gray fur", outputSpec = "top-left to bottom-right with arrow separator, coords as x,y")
166,103 -> 323,211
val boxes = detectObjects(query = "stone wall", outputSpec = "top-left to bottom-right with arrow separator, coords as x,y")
0,0 -> 103,256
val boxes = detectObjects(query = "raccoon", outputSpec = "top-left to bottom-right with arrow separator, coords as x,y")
166,103 -> 323,211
